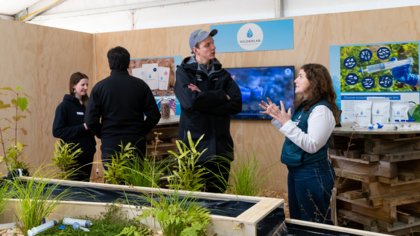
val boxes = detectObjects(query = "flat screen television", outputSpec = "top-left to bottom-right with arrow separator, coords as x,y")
225,66 -> 295,119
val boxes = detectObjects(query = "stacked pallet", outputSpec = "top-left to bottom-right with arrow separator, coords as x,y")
146,115 -> 179,158
331,128 -> 420,235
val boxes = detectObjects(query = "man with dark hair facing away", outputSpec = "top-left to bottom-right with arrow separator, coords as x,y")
174,29 -> 242,193
85,46 -> 161,169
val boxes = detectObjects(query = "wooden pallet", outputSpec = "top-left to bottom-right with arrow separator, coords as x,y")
332,130 -> 420,235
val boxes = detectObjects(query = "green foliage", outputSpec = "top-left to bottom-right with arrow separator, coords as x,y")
117,225 -> 149,236
340,43 -> 419,92
17,97 -> 28,112
0,86 -> 31,171
103,143 -> 136,184
3,142 -> 30,171
38,203 -> 150,236
11,167 -> 71,235
167,131 -> 208,191
209,152 -> 274,196
123,153 -> 171,188
138,184 -> 211,236
50,140 -> 83,180
0,181 -> 13,216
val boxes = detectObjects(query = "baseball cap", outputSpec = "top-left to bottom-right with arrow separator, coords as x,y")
189,29 -> 218,54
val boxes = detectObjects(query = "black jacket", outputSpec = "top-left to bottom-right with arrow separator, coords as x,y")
174,57 -> 242,162
85,69 -> 161,154
53,94 -> 96,156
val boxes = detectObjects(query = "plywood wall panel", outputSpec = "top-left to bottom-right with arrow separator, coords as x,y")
0,19 -> 94,175
329,7 -> 420,46
0,20 -> 38,172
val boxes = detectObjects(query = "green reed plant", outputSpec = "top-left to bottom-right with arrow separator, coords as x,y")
50,140 -> 82,180
104,143 -> 136,184
123,153 -> 171,188
167,131 -> 208,191
137,180 -> 211,236
11,167 -> 72,235
208,152 -> 275,196
0,180 -> 13,216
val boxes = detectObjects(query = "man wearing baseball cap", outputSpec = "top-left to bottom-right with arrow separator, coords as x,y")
174,29 -> 242,193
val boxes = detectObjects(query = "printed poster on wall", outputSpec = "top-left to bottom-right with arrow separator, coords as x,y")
129,56 -> 182,116
210,19 -> 293,53
330,42 -> 420,124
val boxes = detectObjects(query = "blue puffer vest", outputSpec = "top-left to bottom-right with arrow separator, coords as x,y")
281,100 -> 332,167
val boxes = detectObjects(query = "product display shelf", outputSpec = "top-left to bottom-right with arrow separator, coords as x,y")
0,177 -> 389,236
331,127 -> 420,235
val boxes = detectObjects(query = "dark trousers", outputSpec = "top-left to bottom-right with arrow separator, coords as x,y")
73,154 -> 94,181
287,159 -> 335,224
201,159 -> 231,193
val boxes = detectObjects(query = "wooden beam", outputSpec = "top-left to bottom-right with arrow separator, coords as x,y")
361,154 -> 380,162
332,159 -> 397,178
342,190 -> 368,200
338,209 -> 378,226
397,213 -> 415,224
334,168 -> 378,183
364,138 -> 420,155
398,171 -> 415,182
236,198 -> 283,224
380,150 -> 420,162
336,196 -> 382,209
285,218 -> 387,236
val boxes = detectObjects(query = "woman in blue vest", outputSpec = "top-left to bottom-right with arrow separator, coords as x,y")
260,63 -> 339,224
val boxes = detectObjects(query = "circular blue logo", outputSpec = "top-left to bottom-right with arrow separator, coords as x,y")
153,68 -> 157,72
362,77 -> 375,89
343,57 -> 357,69
379,75 -> 393,88
345,73 -> 359,85
284,68 -> 292,76
359,49 -> 372,62
377,47 -> 390,60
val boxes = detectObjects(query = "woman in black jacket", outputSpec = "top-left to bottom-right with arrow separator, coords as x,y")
53,72 -> 96,181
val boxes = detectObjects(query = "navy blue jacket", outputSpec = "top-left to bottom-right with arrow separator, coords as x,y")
174,57 -> 242,162
53,94 -> 96,156
281,100 -> 332,167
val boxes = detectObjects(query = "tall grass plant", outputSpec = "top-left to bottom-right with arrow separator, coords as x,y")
208,152 -> 276,196
11,167 -> 72,234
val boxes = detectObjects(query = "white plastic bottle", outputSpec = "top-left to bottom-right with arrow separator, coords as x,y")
63,217 -> 92,228
27,220 -> 57,236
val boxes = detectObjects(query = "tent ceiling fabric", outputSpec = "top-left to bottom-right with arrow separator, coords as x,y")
40,0 -> 158,15
0,0 -> 42,15
1,0 -> 420,34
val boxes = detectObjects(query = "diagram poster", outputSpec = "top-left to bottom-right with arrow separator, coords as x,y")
129,56 -> 182,116
330,42 -> 420,124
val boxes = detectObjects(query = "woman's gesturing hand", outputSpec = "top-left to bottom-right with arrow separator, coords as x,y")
259,98 -> 292,125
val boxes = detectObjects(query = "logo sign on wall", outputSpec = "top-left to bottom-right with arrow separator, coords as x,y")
211,19 -> 293,53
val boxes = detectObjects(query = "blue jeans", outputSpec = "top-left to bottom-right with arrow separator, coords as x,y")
287,159 -> 335,224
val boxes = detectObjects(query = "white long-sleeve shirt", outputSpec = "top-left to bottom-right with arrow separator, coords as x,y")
272,105 -> 335,154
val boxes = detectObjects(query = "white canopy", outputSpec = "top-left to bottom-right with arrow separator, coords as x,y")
0,0 -> 420,33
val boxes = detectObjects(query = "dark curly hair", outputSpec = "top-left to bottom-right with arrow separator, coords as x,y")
294,64 -> 340,125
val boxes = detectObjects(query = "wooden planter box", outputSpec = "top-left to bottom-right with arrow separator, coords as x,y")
0,178 -> 388,236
